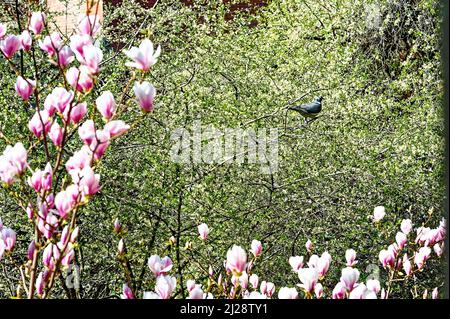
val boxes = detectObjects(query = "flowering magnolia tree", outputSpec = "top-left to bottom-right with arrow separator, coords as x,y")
1,7 -> 159,298
0,4 -> 447,299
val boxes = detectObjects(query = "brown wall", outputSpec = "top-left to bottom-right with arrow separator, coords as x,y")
46,0 -> 103,34
46,0 -> 266,35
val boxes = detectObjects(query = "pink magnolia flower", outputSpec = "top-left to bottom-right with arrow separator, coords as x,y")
50,87 -> 74,114
366,279 -> 381,294
239,271 -> 249,289
340,267 -> 360,291
49,121 -> 63,147
19,30 -> 32,51
345,249 -> 357,267
77,166 -> 100,196
155,275 -> 176,299
88,129 -> 110,160
38,211 -> 59,239
64,102 -> 87,125
133,81 -> 156,112
29,12 -> 46,35
208,265 -> 214,277
388,243 -> 399,258
45,193 -> 55,209
265,282 -> 275,298
251,239 -> 262,257
289,256 -> 304,272
80,44 -> 102,75
226,245 -> 247,276
124,39 -> 161,71
259,280 -> 267,295
297,267 -> 319,293
27,240 -> 36,260
28,109 -> 51,138
0,161 -> 15,185
395,232 -> 407,249
104,120 -> 130,138
433,243 -> 443,257
78,120 -> 96,145
310,283 -> 321,299
432,287 -> 439,299
59,226 -> 71,246
54,189 -> 76,219
403,254 -> 412,276
305,239 -> 313,252
66,66 -> 94,93
114,218 -> 122,233
148,255 -> 173,277
414,246 -> 431,270
15,76 -> 35,101
65,146 -> 92,174
0,142 -> 27,184
188,286 -> 204,299
60,244 -> 75,266
349,283 -> 367,299
42,243 -> 60,271
317,251 -> 331,277
332,282 -> 346,299
373,206 -> 386,222
278,287 -> 298,299
118,238 -> 125,255
28,169 -> 43,192
70,226 -> 79,243
70,34 -> 93,61
0,23 -> 6,39
28,162 -> 52,192
1,227 -> 16,251
186,280 -> 197,293
0,35 -> 21,59
78,15 -> 101,37
96,91 -> 116,120
400,219 -> 413,234
122,284 -> 134,299
39,32 -> 62,56
307,254 -> 319,267
35,272 -> 45,295
43,94 -> 57,116
379,249 -> 395,268
438,218 -> 446,238
55,46 -> 74,67
249,274 -> 259,289
197,223 -> 209,240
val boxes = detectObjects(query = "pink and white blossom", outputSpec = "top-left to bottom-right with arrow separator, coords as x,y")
133,81 -> 156,112
197,223 -> 209,240
289,256 -> 304,272
29,12 -> 46,35
148,255 -> 173,277
15,76 -> 35,101
124,39 -> 161,71
250,239 -> 262,257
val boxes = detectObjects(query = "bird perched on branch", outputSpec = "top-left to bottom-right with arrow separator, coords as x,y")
288,96 -> 323,121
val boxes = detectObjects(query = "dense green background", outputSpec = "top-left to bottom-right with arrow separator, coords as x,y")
1,0 -> 446,298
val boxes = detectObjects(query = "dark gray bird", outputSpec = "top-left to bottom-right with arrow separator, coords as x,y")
288,96 -> 323,119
